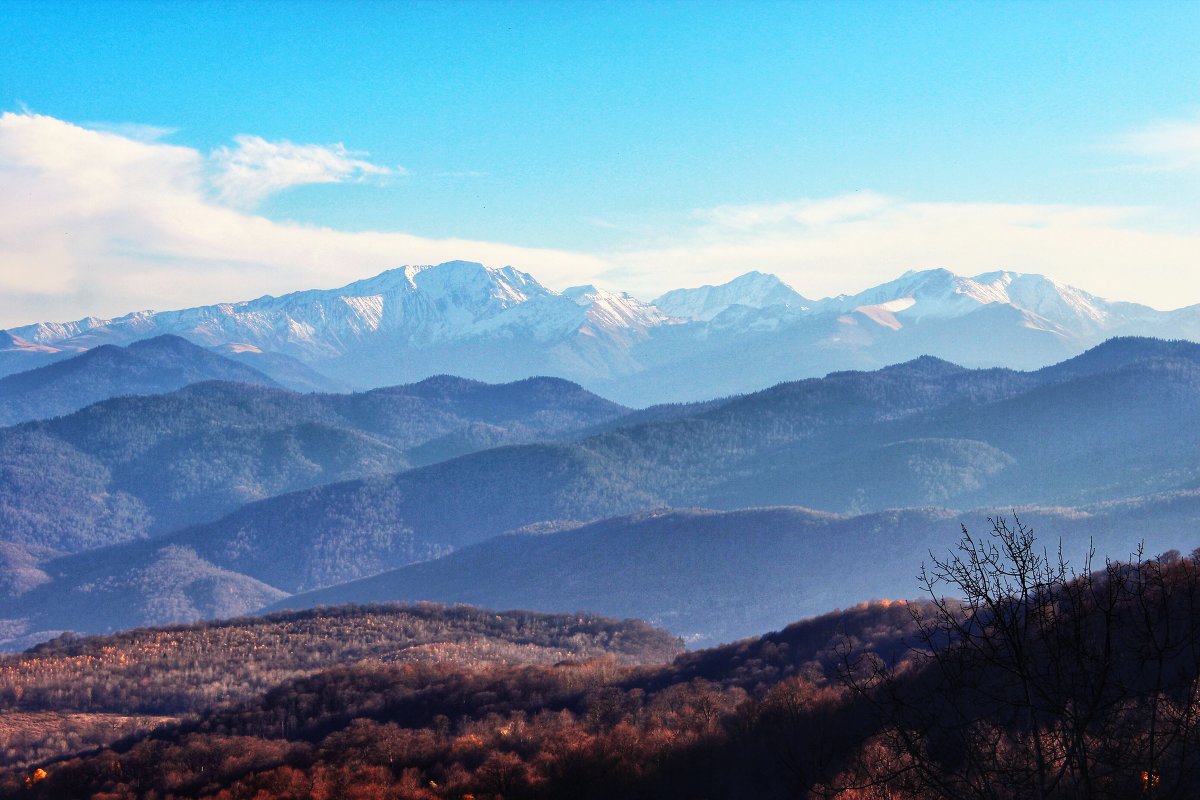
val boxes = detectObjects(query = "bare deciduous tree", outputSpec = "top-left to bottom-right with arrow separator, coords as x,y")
837,516 -> 1200,799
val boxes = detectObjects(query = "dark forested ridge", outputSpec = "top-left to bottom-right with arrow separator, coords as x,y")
0,371 -> 628,553
270,507 -> 955,646
39,336 -> 1196,567
0,335 -> 279,427
5,335 -> 1194,557
269,496 -> 1200,646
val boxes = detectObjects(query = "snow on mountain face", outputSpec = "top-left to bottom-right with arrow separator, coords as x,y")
821,268 -> 1122,333
9,261 -> 562,357
652,271 -> 811,321
562,285 -> 673,332
5,262 -> 1197,404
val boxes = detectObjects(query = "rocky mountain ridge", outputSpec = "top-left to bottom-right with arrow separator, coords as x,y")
8,262 -> 1199,404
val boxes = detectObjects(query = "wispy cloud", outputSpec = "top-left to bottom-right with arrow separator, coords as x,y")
0,113 -> 606,327
692,192 -> 893,229
82,121 -> 179,143
1108,113 -> 1200,172
2,111 -> 1200,328
604,196 -> 1200,309
210,135 -> 400,207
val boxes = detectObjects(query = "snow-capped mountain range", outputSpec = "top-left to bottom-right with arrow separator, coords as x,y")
5,261 -> 1199,405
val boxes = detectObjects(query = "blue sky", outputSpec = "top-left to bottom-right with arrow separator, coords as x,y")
1,0 -> 1198,325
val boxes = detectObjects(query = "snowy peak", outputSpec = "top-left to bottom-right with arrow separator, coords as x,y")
652,271 -> 811,321
310,260 -> 540,302
2,262 -> 1192,404
562,285 -> 671,331
8,261 -> 558,356
989,272 -> 1110,326
407,261 -> 547,307
213,342 -> 264,355
826,268 -> 1121,333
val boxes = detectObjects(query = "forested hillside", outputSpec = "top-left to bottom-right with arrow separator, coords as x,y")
172,340 -> 1200,574
1,604 -> 681,714
39,337 -> 1195,575
0,335 -> 278,427
272,507 -> 958,645
0,373 -> 627,552
12,486 -> 1200,648
271,495 -> 1200,645
0,604 -> 680,767
209,343 -> 348,392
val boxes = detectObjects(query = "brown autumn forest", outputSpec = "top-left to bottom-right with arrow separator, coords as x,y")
0,605 -> 680,769
1,519 -> 1198,799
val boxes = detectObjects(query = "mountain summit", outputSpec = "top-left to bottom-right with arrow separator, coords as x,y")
0,335 -> 279,426
6,262 -> 1199,404
653,271 -> 811,321
825,269 -> 1120,330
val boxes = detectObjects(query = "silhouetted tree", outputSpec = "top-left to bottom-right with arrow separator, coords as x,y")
838,516 -> 1200,799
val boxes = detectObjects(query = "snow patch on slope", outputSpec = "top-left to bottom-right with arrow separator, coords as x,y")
855,297 -> 917,330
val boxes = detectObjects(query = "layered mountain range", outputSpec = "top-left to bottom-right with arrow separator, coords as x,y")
5,261 -> 1198,405
3,336 -> 1200,647
0,338 -> 628,553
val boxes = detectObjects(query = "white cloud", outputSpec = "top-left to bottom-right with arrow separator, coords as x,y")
82,121 -> 179,142
1109,114 -> 1200,172
691,192 -> 893,229
210,134 -> 399,207
0,113 -> 608,327
605,196 -> 1200,309
1,112 -> 1199,330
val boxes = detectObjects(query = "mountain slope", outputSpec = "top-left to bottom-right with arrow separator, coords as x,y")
4,339 -> 1200,646
271,507 -> 953,646
5,261 -> 672,392
0,375 -> 627,552
13,549 -> 1200,800
24,337 -> 1193,578
270,494 -> 1198,647
0,331 -> 74,380
0,605 -> 682,716
0,335 -> 279,425
210,343 -> 347,392
10,485 -> 1197,650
